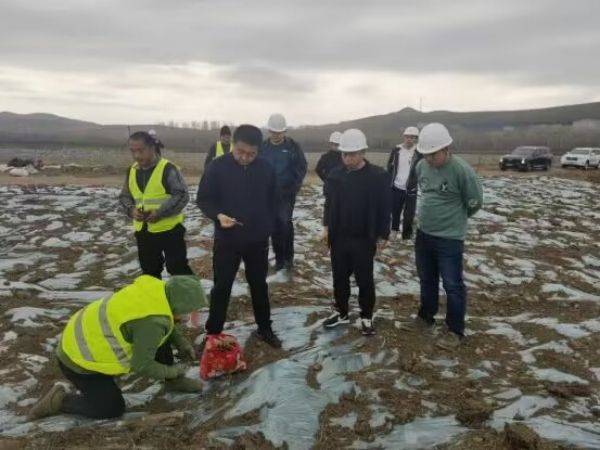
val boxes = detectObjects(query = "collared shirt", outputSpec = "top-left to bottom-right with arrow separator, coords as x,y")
393,144 -> 416,190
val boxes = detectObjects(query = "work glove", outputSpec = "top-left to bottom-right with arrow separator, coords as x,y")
166,363 -> 187,380
176,339 -> 197,362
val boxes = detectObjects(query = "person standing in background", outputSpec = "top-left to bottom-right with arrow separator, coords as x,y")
316,131 -> 343,187
205,125 -> 233,168
259,113 -> 307,281
387,126 -> 421,240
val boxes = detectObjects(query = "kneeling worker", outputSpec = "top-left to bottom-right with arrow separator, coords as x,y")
29,275 -> 206,420
322,129 -> 392,335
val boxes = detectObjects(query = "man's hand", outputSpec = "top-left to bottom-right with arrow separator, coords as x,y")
217,213 -> 237,228
131,207 -> 144,221
146,211 -> 160,223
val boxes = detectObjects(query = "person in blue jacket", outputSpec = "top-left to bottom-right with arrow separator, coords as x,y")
259,113 -> 307,281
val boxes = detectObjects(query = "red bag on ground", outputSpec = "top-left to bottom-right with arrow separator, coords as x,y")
199,333 -> 247,380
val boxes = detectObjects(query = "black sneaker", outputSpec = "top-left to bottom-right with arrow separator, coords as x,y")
360,318 -> 375,336
255,328 -> 282,348
323,312 -> 350,328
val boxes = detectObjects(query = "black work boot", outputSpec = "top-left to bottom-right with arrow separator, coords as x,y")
254,327 -> 282,348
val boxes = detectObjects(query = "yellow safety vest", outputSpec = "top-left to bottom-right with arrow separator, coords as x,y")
128,158 -> 184,233
215,140 -> 232,158
60,275 -> 174,376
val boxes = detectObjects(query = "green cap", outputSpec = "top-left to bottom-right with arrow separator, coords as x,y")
165,275 -> 207,315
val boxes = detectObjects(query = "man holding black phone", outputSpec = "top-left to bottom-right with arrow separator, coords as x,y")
196,124 -> 281,348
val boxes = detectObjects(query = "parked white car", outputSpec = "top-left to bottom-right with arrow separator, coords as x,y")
560,147 -> 600,169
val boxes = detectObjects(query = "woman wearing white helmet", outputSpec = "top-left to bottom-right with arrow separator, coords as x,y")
315,131 -> 343,188
322,129 -> 392,336
386,126 -> 421,240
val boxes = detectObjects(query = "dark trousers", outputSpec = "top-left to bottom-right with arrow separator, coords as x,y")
330,237 -> 376,319
391,187 -> 416,238
135,224 -> 193,279
58,347 -> 173,419
205,239 -> 271,334
415,230 -> 467,336
272,195 -> 296,269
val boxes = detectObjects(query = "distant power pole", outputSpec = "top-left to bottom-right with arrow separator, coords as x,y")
419,97 -> 423,112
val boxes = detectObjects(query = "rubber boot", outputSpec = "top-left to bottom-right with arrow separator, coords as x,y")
28,384 -> 66,420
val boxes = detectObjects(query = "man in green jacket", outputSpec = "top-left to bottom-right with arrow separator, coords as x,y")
28,275 -> 206,420
409,123 -> 483,349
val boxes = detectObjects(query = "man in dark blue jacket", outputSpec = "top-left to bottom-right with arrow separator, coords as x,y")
196,124 -> 281,348
259,113 -> 307,281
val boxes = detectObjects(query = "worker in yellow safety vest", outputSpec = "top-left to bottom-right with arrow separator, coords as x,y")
118,131 -> 194,279
204,125 -> 233,168
28,275 -> 206,420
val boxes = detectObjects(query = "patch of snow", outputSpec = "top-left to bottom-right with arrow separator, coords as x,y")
533,368 -> 589,385
5,307 -> 70,327
491,395 -> 558,425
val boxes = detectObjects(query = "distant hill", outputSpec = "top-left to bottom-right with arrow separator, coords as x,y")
0,112 -> 216,150
291,102 -> 600,148
2,102 -> 600,153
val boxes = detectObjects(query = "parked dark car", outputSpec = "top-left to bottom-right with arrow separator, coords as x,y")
499,146 -> 552,171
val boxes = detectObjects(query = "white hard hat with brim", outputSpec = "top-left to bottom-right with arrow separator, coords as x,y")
416,123 -> 453,155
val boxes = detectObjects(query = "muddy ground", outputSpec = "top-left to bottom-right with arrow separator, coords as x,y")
0,171 -> 599,449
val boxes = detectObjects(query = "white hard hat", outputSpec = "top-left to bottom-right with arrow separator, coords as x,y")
403,126 -> 419,137
338,129 -> 368,153
416,123 -> 453,155
329,131 -> 342,144
267,113 -> 287,132
148,129 -> 157,137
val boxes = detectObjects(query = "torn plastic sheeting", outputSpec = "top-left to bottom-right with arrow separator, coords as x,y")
527,416 -> 600,449
490,395 -> 558,427
353,415 -> 467,449
211,345 -> 369,449
214,358 -> 351,449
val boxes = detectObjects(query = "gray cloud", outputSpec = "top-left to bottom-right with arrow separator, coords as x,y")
1,1 -> 598,77
218,65 -> 315,94
0,0 -> 599,122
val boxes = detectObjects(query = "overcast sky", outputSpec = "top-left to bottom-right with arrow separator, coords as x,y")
1,0 -> 599,126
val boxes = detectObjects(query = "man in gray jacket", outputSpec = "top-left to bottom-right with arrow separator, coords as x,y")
119,131 -> 193,279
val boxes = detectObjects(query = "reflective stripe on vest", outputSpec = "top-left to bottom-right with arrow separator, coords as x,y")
215,140 -> 231,158
128,158 -> 184,233
61,275 -> 174,376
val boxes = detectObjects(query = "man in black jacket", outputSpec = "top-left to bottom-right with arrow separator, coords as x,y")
315,131 -> 343,186
322,129 -> 392,336
196,125 -> 281,348
386,126 -> 421,240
